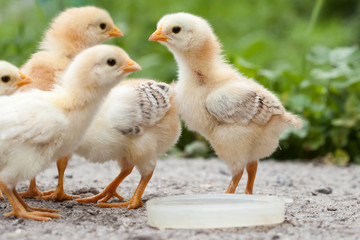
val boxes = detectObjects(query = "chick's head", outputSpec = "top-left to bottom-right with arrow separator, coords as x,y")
0,61 -> 32,96
149,12 -> 217,53
63,45 -> 141,90
43,6 -> 123,53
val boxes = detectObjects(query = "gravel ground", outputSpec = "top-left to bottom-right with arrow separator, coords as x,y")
0,157 -> 359,240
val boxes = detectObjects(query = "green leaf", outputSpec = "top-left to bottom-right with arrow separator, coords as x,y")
307,45 -> 330,65
329,128 -> 349,148
331,118 -> 357,128
184,141 -> 210,158
325,149 -> 350,166
329,46 -> 358,66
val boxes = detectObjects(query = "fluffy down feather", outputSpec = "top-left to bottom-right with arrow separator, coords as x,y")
0,44 -> 140,220
150,12 -> 302,194
75,79 -> 181,209
17,6 -> 122,200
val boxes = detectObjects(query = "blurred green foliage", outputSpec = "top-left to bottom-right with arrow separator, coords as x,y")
0,0 -> 359,163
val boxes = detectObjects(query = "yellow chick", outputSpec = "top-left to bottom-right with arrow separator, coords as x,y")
19,6 -> 123,200
75,79 -> 181,209
0,61 -> 32,96
0,61 -> 32,200
149,13 -> 302,194
0,44 -> 141,221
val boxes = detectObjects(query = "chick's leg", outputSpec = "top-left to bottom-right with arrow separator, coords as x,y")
76,165 -> 134,204
245,160 -> 258,194
225,169 -> 244,194
18,178 -> 44,198
0,190 -> 4,200
97,170 -> 154,209
39,154 -> 80,201
0,181 -> 60,221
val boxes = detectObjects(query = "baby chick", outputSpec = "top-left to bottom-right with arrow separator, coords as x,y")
149,13 -> 302,194
0,61 -> 32,200
0,61 -> 32,96
0,44 -> 141,221
19,6 -> 123,200
75,79 -> 181,209
21,6 -> 123,91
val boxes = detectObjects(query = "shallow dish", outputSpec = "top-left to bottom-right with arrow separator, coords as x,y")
147,194 -> 285,229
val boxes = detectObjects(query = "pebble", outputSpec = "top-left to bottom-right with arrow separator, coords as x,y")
315,187 -> 332,194
327,207 -> 337,211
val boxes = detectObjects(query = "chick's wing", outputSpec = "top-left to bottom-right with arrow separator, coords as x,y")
106,81 -> 171,135
206,81 -> 284,125
0,92 -> 68,144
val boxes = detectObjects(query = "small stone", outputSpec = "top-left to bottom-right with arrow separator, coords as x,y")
311,192 -> 318,196
65,204 -> 74,209
74,187 -> 99,195
272,234 -> 281,240
132,236 -> 154,240
327,207 -> 337,211
219,169 -> 230,176
315,187 -> 332,194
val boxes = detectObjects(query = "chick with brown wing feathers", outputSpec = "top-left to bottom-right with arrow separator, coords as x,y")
75,79 -> 181,209
149,13 -> 302,194
18,6 -> 123,201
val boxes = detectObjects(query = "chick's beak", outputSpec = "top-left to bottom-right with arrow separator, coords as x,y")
109,25 -> 124,37
119,59 -> 142,73
149,27 -> 170,42
16,71 -> 32,87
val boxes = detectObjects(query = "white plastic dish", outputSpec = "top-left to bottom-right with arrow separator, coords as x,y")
146,194 -> 285,229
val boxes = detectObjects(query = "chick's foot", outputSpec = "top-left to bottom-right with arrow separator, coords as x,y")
76,168 -> 133,204
3,210 -> 60,221
19,178 -> 44,198
38,188 -> 80,201
76,189 -> 125,204
0,182 -> 60,221
97,200 -> 143,209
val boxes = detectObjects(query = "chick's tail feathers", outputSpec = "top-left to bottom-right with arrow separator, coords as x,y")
282,111 -> 303,130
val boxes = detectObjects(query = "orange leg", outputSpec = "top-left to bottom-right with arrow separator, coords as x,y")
76,166 -> 134,204
0,189 -> 4,200
97,170 -> 154,209
39,154 -> 80,201
0,181 -> 60,221
19,178 -> 44,198
245,160 -> 258,194
225,169 -> 244,194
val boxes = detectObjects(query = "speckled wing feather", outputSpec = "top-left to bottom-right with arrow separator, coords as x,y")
206,82 -> 284,125
107,81 -> 172,135
137,81 -> 171,126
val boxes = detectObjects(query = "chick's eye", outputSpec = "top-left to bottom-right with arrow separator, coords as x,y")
100,23 -> 107,30
107,58 -> 116,66
1,76 -> 10,83
172,26 -> 181,34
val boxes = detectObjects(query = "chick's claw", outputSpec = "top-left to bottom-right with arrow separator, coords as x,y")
38,189 -> 80,201
19,187 -> 44,198
97,200 -> 143,209
3,210 -> 60,221
76,190 -> 125,204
